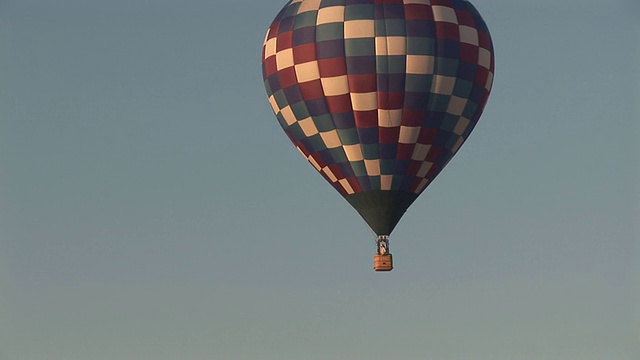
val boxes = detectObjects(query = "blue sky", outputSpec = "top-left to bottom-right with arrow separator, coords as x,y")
0,0 -> 638,359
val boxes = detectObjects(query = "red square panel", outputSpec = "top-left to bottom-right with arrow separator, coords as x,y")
348,74 -> 377,93
408,177 -> 425,193
326,94 -> 353,113
425,146 -> 442,162
474,67 -> 489,87
379,127 -> 400,144
328,163 -> 345,180
435,22 -> 460,42
267,22 -> 280,40
294,43 -> 317,64
295,141 -> 311,157
346,176 -> 363,193
404,5 -> 433,21
424,164 -> 440,180
401,109 -> 425,126
263,56 -> 278,77
396,143 -> 415,159
276,31 -> 293,51
478,31 -> 492,50
310,152 -> 326,168
406,160 -> 423,177
378,92 -> 404,109
459,43 -> 479,64
354,110 -> 378,128
417,128 -> 437,144
299,79 -> 325,100
455,11 -> 475,27
318,58 -> 347,77
278,67 -> 297,89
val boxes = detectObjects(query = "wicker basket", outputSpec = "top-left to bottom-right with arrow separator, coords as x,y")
373,254 -> 393,271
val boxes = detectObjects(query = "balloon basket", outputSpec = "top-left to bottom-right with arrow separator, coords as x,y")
374,254 -> 393,271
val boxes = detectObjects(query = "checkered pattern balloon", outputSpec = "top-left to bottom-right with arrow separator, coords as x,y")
262,0 -> 494,235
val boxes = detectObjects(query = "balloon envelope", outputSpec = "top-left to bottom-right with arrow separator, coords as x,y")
262,0 -> 494,235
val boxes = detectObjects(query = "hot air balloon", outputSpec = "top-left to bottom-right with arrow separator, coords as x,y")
261,0 -> 494,271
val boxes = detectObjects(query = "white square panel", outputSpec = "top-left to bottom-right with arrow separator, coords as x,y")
451,137 -> 464,154
321,75 -> 350,96
459,25 -> 479,46
486,71 -> 494,91
339,179 -> 355,194
264,37 -> 277,59
320,130 -> 342,149
446,95 -> 467,116
406,55 -> 434,74
268,95 -> 280,114
317,6 -> 345,25
351,92 -> 377,111
344,20 -> 375,39
453,116 -> 470,135
399,126 -> 420,144
298,0 -> 321,13
364,159 -> 381,176
308,155 -> 322,171
298,117 -> 319,136
431,75 -> 455,95
381,175 -> 393,190
344,144 -> 364,161
415,178 -> 429,193
276,49 -> 295,71
432,5 -> 458,24
378,109 -> 403,127
375,36 -> 407,56
322,166 -> 338,182
417,161 -> 433,177
280,106 -> 297,126
478,47 -> 491,69
411,143 -> 431,161
295,61 -> 321,83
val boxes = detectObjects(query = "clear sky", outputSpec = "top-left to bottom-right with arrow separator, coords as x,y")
0,0 -> 638,359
